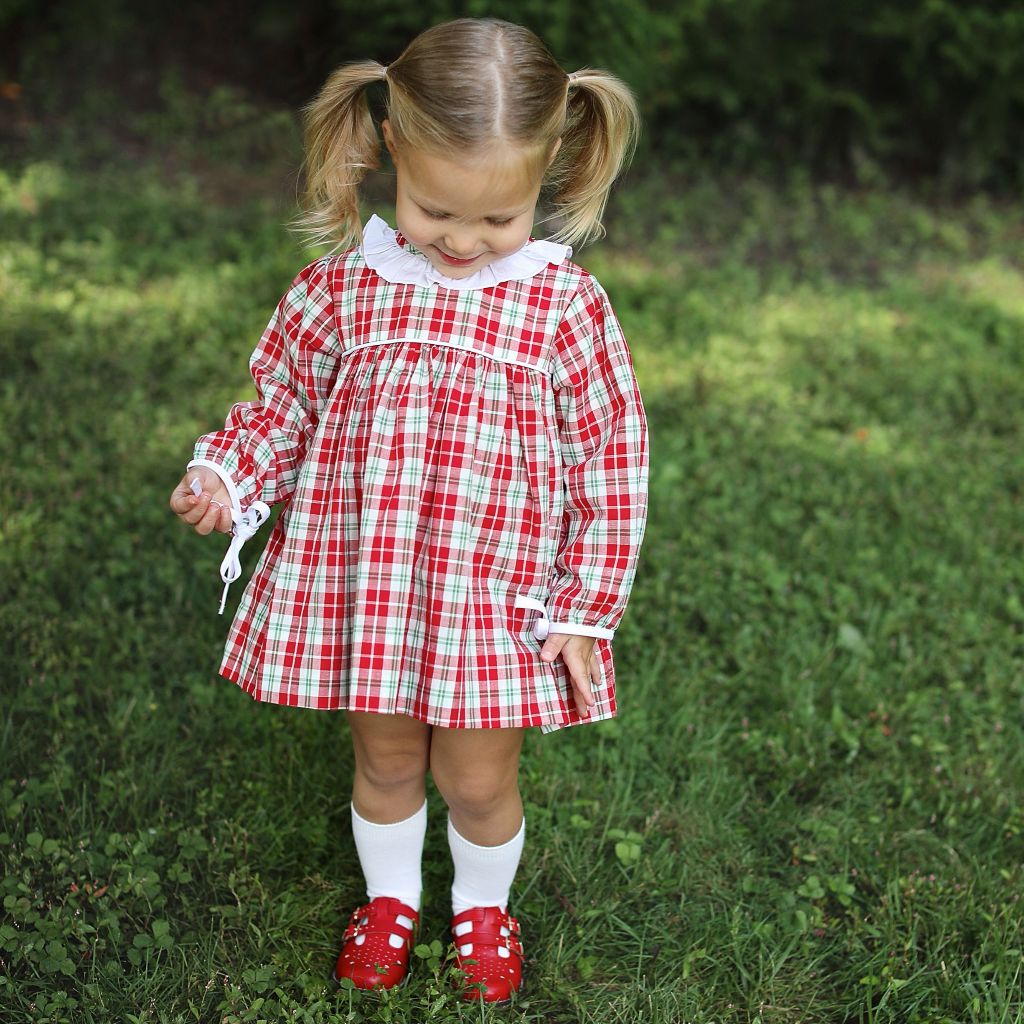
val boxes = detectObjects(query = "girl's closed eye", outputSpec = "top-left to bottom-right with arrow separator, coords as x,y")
420,206 -> 512,228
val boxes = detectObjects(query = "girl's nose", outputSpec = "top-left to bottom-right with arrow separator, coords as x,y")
443,229 -> 480,257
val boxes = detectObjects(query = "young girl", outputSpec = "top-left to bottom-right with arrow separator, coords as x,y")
169,18 -> 648,1003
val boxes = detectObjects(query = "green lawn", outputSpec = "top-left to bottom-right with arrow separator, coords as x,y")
2,122 -> 1023,1023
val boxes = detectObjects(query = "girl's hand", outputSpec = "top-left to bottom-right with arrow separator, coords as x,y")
540,633 -> 600,716
169,467 -> 233,535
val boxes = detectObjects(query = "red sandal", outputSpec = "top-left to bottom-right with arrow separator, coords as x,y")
450,905 -> 524,1003
332,896 -> 419,991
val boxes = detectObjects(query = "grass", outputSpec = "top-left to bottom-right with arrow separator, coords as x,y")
2,95 -> 1023,1023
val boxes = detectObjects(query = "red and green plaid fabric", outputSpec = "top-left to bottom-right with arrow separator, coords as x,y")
192,242 -> 648,732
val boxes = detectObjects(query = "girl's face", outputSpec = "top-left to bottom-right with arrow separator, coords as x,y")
383,122 -> 553,280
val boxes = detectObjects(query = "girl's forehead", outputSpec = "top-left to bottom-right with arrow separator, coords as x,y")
401,145 -> 544,212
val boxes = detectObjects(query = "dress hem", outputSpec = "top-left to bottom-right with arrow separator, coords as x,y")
218,666 -> 613,733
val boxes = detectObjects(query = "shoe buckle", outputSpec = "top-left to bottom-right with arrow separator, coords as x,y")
343,913 -> 368,941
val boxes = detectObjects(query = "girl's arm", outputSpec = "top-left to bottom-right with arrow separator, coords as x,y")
189,259 -> 342,511
547,275 -> 649,641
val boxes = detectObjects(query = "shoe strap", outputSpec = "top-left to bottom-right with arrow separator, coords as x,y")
459,929 -> 523,957
344,898 -> 418,944
452,906 -> 523,956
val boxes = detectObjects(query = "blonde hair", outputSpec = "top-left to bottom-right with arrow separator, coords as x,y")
295,18 -> 640,252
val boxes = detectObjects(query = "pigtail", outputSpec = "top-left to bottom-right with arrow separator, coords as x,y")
292,61 -> 387,253
548,69 -> 640,248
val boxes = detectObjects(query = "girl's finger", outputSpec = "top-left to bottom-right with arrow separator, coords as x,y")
574,678 -> 594,715
181,493 -> 211,525
564,648 -> 595,714
540,634 -> 568,663
170,491 -> 197,515
216,504 -> 234,533
195,498 -> 224,535
185,493 -> 214,530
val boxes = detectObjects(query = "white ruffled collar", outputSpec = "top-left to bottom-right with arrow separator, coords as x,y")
360,214 -> 571,291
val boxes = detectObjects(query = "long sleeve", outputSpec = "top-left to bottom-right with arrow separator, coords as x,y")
190,258 -> 342,510
546,275 -> 649,639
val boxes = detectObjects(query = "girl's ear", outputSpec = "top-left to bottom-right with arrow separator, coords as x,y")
548,137 -> 562,166
382,119 -> 398,161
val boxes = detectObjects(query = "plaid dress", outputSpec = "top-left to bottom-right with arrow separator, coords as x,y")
192,217 -> 648,732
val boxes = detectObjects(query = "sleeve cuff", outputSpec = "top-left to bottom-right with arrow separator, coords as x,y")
547,621 -> 615,640
513,595 -> 615,641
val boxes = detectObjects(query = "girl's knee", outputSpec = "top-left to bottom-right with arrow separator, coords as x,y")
356,751 -> 427,792
348,713 -> 430,792
352,738 -> 429,792
431,755 -> 519,817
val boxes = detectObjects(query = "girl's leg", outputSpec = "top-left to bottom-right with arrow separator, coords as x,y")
348,710 -> 431,824
429,726 -> 524,846
430,727 -> 527,1001
335,712 -> 431,991
346,711 -> 431,908
431,723 -> 525,912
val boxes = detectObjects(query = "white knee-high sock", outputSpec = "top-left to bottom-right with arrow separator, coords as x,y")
351,800 -> 427,912
448,815 -> 525,916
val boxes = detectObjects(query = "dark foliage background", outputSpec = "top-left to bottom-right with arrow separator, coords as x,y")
3,0 -> 1024,188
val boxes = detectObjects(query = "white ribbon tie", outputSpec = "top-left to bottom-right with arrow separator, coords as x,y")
218,501 -> 271,615
513,595 -> 550,640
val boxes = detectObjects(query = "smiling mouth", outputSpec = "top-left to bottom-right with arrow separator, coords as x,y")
435,248 -> 481,266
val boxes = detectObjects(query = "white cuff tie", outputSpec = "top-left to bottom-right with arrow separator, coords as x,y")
218,501 -> 271,615
513,594 -> 616,641
513,595 -> 550,640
